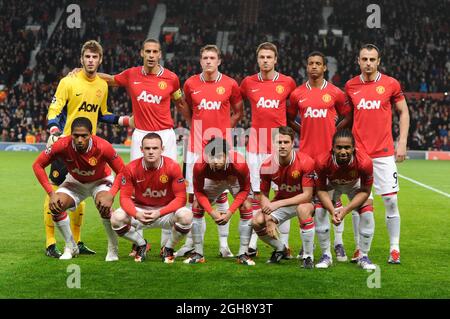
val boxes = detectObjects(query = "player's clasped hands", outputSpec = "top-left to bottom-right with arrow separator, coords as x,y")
215,210 -> 233,225
332,207 -> 343,226
136,210 -> 160,225
95,191 -> 114,218
49,192 -> 64,214
266,218 -> 280,239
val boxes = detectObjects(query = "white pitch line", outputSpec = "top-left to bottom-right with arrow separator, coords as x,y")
398,174 -> 450,198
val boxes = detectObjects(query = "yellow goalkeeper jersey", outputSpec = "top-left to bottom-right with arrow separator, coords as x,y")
47,71 -> 111,135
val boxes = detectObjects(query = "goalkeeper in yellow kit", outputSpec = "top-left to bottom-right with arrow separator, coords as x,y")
44,40 -> 133,258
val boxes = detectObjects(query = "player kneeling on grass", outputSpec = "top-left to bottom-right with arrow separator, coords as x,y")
32,117 -> 125,261
315,129 -> 376,270
110,133 -> 192,263
252,126 -> 316,269
185,137 -> 255,266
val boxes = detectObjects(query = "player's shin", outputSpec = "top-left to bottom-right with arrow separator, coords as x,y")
352,210 -> 360,249
315,207 -> 331,257
333,201 -> 344,247
300,218 -> 315,259
238,208 -> 253,255
255,225 -> 284,251
382,193 -> 400,251
53,212 -> 77,248
166,222 -> 191,249
278,219 -> 291,249
161,228 -> 172,247
358,206 -> 375,256
192,215 -> 204,256
216,193 -> 230,249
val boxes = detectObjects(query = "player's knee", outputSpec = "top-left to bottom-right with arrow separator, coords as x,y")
110,209 -> 129,228
251,212 -> 265,230
175,207 -> 193,225
359,212 -> 375,237
297,203 -> 314,221
382,193 -> 400,217
239,200 -> 253,220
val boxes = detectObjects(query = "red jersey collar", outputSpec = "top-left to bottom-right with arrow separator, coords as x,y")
306,79 -> 328,90
141,65 -> 164,77
71,138 -> 93,153
142,156 -> 164,171
200,72 -> 222,83
359,71 -> 381,83
257,71 -> 280,82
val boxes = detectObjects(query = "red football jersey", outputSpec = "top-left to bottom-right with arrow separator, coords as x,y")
114,66 -> 180,131
33,135 -> 125,193
184,73 -> 242,153
240,72 -> 296,153
119,156 -> 186,217
193,151 -> 250,214
315,149 -> 373,189
345,72 -> 405,158
288,80 -> 350,159
260,150 -> 315,200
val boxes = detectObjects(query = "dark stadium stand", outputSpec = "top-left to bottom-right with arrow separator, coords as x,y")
0,0 -> 448,151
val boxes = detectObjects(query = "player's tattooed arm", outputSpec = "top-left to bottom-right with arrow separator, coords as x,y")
395,99 -> 410,162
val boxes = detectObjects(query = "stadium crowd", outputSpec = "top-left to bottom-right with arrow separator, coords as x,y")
0,0 -> 448,151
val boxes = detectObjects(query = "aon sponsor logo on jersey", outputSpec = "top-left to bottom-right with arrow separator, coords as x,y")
357,99 -> 381,110
142,188 -> 167,198
198,99 -> 221,110
256,97 -> 280,108
72,168 -> 96,176
137,91 -> 162,104
78,102 -> 99,112
304,107 -> 327,118
279,184 -> 302,192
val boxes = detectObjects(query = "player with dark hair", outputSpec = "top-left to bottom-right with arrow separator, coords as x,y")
252,126 -> 316,268
345,44 -> 410,264
287,50 -> 352,264
110,133 -> 192,263
315,129 -> 376,269
33,117 -> 125,261
184,137 -> 254,266
44,40 -> 132,258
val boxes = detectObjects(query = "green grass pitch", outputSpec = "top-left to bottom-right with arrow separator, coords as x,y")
0,151 -> 449,298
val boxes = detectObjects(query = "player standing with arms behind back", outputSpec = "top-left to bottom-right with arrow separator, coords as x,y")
287,51 -> 352,264
345,44 -> 410,264
240,42 -> 297,258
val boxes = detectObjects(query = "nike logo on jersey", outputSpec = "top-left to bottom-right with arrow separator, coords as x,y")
192,90 -> 202,95
251,89 -> 260,92
353,91 -> 361,95
134,81 -> 142,85
299,99 -> 307,103
76,93 -> 82,96
66,159 -> 74,162
137,179 -> 145,183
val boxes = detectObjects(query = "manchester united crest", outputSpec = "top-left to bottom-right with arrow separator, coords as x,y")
96,89 -> 102,97
158,81 -> 168,90
376,86 -> 385,94
88,157 -> 97,166
322,93 -> 332,103
216,86 -> 226,95
276,85 -> 285,94
292,170 -> 300,178
160,174 -> 169,183
349,170 -> 358,178
52,170 -> 59,178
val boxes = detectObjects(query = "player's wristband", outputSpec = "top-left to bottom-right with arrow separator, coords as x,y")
118,116 -> 130,127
